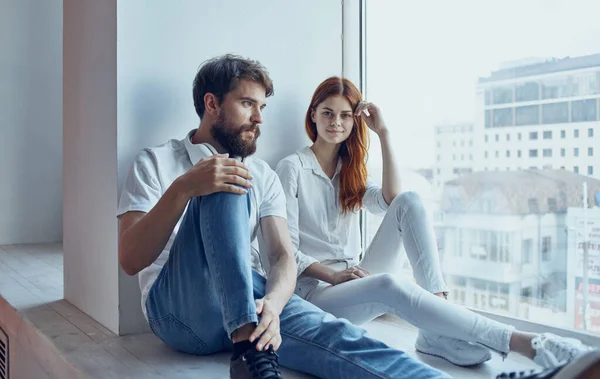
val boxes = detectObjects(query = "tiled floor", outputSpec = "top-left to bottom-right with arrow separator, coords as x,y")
0,244 -> 539,378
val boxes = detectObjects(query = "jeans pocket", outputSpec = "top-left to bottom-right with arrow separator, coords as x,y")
148,313 -> 206,355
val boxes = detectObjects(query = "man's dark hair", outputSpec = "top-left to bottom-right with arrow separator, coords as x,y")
193,54 -> 274,119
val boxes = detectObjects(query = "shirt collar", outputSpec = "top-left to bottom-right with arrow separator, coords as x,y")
183,129 -> 217,165
297,146 -> 342,178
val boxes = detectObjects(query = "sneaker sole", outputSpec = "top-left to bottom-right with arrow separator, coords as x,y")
415,344 -> 492,367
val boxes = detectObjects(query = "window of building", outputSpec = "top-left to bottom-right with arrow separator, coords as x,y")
543,131 -> 552,139
522,239 -> 532,264
493,108 -> 513,127
541,77 -> 569,99
506,134 -> 510,141
518,150 -> 522,158
574,147 -> 579,157
495,134 -> 499,142
572,99 -> 597,122
529,149 -> 538,158
518,132 -> 522,140
542,102 -> 569,124
493,86 -> 513,104
590,128 -> 595,137
529,131 -> 538,140
495,150 -> 499,158
571,72 -> 599,96
575,129 -> 580,138
506,150 -> 510,158
560,130 -> 566,138
589,166 -> 594,176
575,166 -> 579,173
516,81 -> 540,102
485,110 -> 492,128
485,151 -> 488,158
589,147 -> 594,156
561,148 -> 566,157
543,148 -> 552,157
542,236 -> 552,261
516,105 -> 539,126
485,134 -> 489,143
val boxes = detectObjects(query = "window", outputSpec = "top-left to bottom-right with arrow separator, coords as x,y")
529,131 -> 538,140
543,131 -> 552,139
485,110 -> 492,128
495,150 -> 499,158
365,0 -> 600,337
493,86 -> 513,104
571,72 -> 598,96
542,102 -> 569,124
493,108 -> 513,127
574,147 -> 579,157
522,239 -> 533,264
542,237 -> 552,262
575,129 -> 580,138
575,166 -> 579,173
516,81 -> 540,102
542,77 -> 569,99
572,99 -> 597,122
516,105 -> 539,126
589,147 -> 594,156
590,128 -> 595,137
495,134 -> 499,142
589,166 -> 594,176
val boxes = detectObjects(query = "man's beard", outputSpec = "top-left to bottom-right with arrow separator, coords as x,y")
211,113 -> 261,158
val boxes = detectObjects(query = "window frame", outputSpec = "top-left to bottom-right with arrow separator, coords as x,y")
352,0 -> 600,344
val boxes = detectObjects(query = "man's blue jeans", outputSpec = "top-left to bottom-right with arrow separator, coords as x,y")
145,191 -> 450,379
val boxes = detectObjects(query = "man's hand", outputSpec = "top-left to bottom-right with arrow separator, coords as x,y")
331,266 -> 370,285
177,154 -> 253,198
250,298 -> 283,351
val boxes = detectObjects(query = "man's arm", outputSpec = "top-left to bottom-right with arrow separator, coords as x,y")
119,154 -> 253,276
118,181 -> 189,275
260,215 -> 297,307
248,215 -> 297,351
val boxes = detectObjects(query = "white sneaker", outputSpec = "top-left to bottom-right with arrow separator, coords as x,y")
415,330 -> 492,367
532,333 -> 589,368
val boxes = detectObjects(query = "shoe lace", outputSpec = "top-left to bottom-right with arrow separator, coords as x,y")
244,346 -> 282,379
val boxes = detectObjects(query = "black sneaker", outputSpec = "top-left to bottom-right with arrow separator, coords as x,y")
496,349 -> 600,379
230,345 -> 283,379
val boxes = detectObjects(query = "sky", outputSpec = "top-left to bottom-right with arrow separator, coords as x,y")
366,0 -> 600,169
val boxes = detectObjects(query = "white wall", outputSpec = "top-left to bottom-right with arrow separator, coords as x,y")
0,0 -> 63,244
63,0 -> 119,333
65,0 -> 343,335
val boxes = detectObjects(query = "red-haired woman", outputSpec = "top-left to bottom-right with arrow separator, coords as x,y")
275,76 -> 588,369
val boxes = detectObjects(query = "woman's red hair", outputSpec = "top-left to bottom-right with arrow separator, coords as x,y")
305,77 -> 369,213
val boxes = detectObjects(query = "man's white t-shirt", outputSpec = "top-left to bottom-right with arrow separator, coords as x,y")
117,130 -> 287,320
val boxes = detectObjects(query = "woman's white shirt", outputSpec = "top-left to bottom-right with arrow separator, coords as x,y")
275,146 -> 389,276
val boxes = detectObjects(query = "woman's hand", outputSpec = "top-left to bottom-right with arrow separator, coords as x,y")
331,266 -> 370,285
354,101 -> 387,136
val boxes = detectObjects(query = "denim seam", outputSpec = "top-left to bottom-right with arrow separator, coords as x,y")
280,330 -> 391,379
